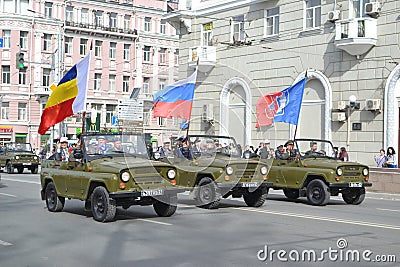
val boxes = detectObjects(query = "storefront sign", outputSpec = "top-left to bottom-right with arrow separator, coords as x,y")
0,126 -> 13,133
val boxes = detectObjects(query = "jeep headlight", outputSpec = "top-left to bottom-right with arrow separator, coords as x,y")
244,152 -> 250,159
226,166 -> 234,175
167,169 -> 176,179
15,156 -> 20,160
121,171 -> 131,182
34,156 -> 38,160
336,168 -> 343,176
362,168 -> 369,176
260,166 -> 268,175
153,152 -> 161,160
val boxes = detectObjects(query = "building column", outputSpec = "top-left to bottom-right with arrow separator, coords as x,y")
134,44 -> 143,88
168,48 -> 174,84
33,32 -> 43,88
153,47 -> 159,92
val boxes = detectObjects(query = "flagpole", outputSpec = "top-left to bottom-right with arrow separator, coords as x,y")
184,59 -> 199,145
81,111 -> 86,149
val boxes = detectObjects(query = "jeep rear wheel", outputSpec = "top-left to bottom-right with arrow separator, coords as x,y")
6,162 -> 14,174
153,195 -> 177,217
342,188 -> 365,205
243,187 -> 268,207
195,177 -> 220,209
31,166 -> 38,174
45,182 -> 65,212
283,188 -> 300,200
306,179 -> 330,206
17,167 -> 24,174
91,186 -> 116,222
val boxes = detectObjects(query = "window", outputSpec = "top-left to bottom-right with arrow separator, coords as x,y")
18,103 -> 27,121
174,49 -> 179,65
20,31 -> 28,49
95,10 -> 103,28
143,46 -> 151,62
143,78 -> 150,95
2,66 -> 10,84
42,69 -> 51,86
94,73 -> 101,91
65,37 -> 73,54
81,8 -> 88,24
1,102 -> 9,120
122,76 -> 130,92
44,2 -> 52,18
144,17 -> 151,32
265,7 -> 279,36
305,0 -> 321,29
109,13 -> 117,29
160,21 -> 166,34
159,48 -> 166,64
19,69 -> 26,85
123,44 -> 130,60
80,39 -> 87,55
159,79 -> 166,91
106,105 -> 116,124
143,110 -> 150,126
109,42 -> 116,59
43,34 -> 52,51
202,22 -> 213,46
352,0 -> 370,18
232,15 -> 245,42
124,15 -> 131,31
2,30 -> 11,48
95,40 -> 102,57
66,6 -> 73,22
109,75 -> 116,91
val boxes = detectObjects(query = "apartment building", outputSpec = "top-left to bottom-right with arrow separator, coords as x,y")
165,0 -> 400,165
0,0 -> 180,150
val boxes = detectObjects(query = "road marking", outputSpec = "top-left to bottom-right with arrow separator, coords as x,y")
233,207 -> 400,231
0,240 -> 13,246
377,208 -> 400,213
136,218 -> 172,226
2,178 -> 40,185
0,192 -> 17,198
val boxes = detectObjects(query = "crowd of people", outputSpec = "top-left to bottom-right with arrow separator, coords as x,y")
374,147 -> 397,168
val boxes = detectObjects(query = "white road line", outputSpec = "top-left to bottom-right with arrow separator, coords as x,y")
2,178 -> 40,185
0,240 -> 13,246
233,207 -> 400,231
0,192 -> 17,198
377,208 -> 400,213
136,218 -> 173,226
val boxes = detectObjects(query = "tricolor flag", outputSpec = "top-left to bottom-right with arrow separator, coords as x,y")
256,78 -> 306,127
153,70 -> 197,120
38,53 -> 91,135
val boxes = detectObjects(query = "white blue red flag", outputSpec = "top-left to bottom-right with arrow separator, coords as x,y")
153,71 -> 197,120
256,78 -> 306,127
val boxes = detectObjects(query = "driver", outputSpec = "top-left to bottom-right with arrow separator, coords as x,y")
305,141 -> 318,156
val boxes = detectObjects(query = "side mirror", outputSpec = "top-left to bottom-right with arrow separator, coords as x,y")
73,149 -> 83,160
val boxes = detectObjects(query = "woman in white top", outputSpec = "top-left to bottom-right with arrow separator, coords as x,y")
386,147 -> 397,168
374,149 -> 387,167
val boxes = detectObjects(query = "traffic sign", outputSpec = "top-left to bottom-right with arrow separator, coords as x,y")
111,115 -> 118,126
118,99 -> 144,121
0,38 -> 3,48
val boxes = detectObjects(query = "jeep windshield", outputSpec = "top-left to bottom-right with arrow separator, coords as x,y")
188,135 -> 241,158
6,143 -> 33,153
295,139 -> 336,159
82,133 -> 149,160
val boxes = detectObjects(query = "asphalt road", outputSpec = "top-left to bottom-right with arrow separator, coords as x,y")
0,172 -> 399,267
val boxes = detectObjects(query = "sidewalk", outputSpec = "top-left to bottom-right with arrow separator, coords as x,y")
365,191 -> 400,201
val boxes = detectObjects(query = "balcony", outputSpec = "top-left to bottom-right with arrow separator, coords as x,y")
64,21 -> 138,40
188,46 -> 216,73
334,17 -> 377,57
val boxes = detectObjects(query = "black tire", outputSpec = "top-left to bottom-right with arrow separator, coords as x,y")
91,186 -> 116,222
31,166 -> 38,174
6,162 -> 14,174
17,167 -> 24,174
306,179 -> 330,206
45,182 -> 65,212
243,187 -> 268,207
153,195 -> 177,217
283,188 -> 300,200
342,188 -> 366,205
195,177 -> 220,209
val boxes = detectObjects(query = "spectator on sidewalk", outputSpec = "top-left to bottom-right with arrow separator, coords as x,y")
386,147 -> 398,168
374,149 -> 387,167
338,147 -> 349,161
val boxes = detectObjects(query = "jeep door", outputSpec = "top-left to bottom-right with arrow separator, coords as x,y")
270,159 -> 287,187
280,159 -> 306,188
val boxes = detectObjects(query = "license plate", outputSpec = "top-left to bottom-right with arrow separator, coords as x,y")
241,182 -> 260,188
22,163 -> 31,166
141,189 -> 164,197
349,182 -> 362,188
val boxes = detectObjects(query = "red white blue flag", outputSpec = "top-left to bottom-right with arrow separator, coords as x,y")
153,71 -> 197,120
256,78 -> 306,127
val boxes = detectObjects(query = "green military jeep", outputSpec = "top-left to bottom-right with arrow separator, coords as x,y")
0,143 -> 40,174
157,135 -> 273,209
40,132 -> 183,222
270,139 -> 372,206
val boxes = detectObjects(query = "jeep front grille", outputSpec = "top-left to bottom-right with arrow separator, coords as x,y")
133,176 -> 164,185
234,163 -> 258,178
343,166 -> 361,177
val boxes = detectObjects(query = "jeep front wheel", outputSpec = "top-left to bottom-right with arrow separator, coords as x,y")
306,179 -> 330,206
91,186 -> 116,222
283,188 -> 300,200
6,162 -> 14,174
153,195 -> 177,217
243,187 -> 268,207
195,177 -> 220,209
31,166 -> 38,174
17,166 -> 24,174
45,182 -> 65,212
342,188 -> 365,205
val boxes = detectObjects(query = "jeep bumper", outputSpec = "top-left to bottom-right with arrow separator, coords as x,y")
329,182 -> 372,188
217,181 -> 273,189
12,163 -> 40,168
109,188 -> 185,199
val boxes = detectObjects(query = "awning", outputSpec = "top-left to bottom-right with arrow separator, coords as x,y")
15,134 -> 27,138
